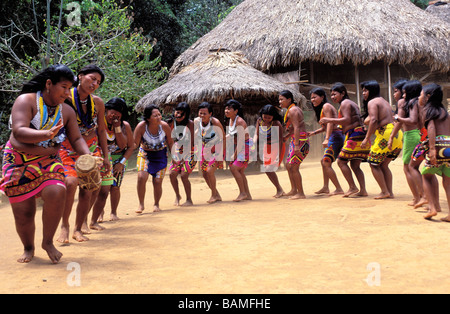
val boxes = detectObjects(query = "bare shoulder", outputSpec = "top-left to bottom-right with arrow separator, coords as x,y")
92,95 -> 105,107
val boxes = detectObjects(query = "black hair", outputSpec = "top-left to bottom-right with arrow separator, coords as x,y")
75,64 -> 105,86
198,101 -> 213,114
309,87 -> 328,122
173,102 -> 191,125
20,64 -> 75,95
105,97 -> 129,122
393,79 -> 408,91
361,80 -> 380,101
143,104 -> 160,120
224,99 -> 244,118
422,83 -> 447,128
259,104 -> 282,122
279,90 -> 295,104
331,82 -> 349,100
360,80 -> 380,119
402,80 -> 422,117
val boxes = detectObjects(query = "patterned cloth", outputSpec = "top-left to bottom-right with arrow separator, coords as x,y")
136,147 -> 168,178
421,135 -> 450,177
60,136 -> 114,186
402,129 -> 421,164
323,130 -> 345,163
230,138 -> 254,169
169,140 -> 197,174
367,123 -> 403,165
0,141 -> 65,203
338,126 -> 370,161
286,133 -> 309,165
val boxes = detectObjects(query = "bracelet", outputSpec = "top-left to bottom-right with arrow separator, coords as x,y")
119,157 -> 127,165
115,127 -> 122,133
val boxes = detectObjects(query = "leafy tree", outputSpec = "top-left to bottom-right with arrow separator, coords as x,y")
0,0 -> 167,144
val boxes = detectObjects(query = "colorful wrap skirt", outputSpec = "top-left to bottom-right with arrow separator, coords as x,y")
262,142 -> 286,169
367,123 -> 403,165
111,153 -> 127,187
137,146 -> 168,178
0,141 -> 65,203
60,136 -> 114,186
230,138 -> 255,169
338,126 -> 370,161
286,133 -> 309,165
198,141 -> 224,172
421,135 -> 450,177
402,129 -> 421,165
169,143 -> 197,174
323,130 -> 345,163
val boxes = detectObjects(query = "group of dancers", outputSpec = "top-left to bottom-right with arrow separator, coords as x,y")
1,63 -> 449,265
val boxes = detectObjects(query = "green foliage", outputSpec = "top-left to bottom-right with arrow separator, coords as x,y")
410,0 -> 429,9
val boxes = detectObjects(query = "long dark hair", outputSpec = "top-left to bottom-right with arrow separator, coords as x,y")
105,97 -> 129,122
309,87 -> 328,122
423,83 -> 447,128
259,104 -> 282,122
173,102 -> 191,125
360,80 -> 381,119
20,64 -> 75,95
402,80 -> 422,117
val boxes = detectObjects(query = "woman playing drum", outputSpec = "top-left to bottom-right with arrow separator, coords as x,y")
0,64 -> 90,264
57,64 -> 112,243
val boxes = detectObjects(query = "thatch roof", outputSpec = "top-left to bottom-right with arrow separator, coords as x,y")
426,2 -> 450,23
170,0 -> 450,76
135,50 -> 306,113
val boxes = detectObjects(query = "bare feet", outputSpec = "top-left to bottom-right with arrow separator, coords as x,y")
72,231 -> 89,242
410,197 -> 428,208
136,205 -> 144,214
174,195 -> 182,206
153,205 -> 162,212
17,249 -> 34,263
424,209 -> 438,220
289,193 -> 306,200
56,225 -> 70,244
374,192 -> 393,200
284,190 -> 297,197
329,189 -> 345,196
207,194 -> 222,204
314,187 -> 329,195
440,215 -> 450,222
42,243 -> 63,264
343,188 -> 359,198
273,190 -> 285,198
81,222 -> 91,234
89,222 -> 105,231
110,213 -> 120,221
181,200 -> 194,207
233,193 -> 252,202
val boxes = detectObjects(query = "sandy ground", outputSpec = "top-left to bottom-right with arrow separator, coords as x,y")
1,157 -> 450,294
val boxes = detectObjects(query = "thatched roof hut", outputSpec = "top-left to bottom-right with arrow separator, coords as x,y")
135,50 -> 305,120
426,1 -> 450,23
170,0 -> 450,76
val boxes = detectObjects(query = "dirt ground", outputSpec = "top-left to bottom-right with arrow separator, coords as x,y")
1,157 -> 450,294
